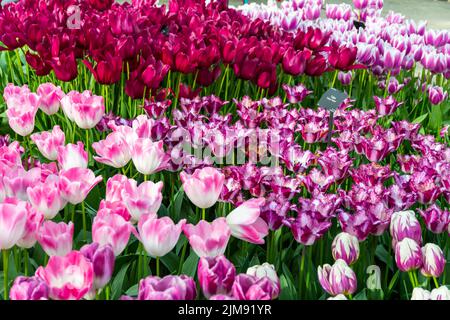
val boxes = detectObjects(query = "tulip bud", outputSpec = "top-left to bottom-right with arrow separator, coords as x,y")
198,255 -> 236,298
411,287 -> 430,300
338,71 -> 352,85
331,232 -> 360,265
394,238 -> 422,272
390,210 -> 422,246
246,262 -> 280,295
80,242 -> 115,290
318,259 -> 357,296
421,243 -> 445,278
37,221 -> 74,257
430,286 -> 450,300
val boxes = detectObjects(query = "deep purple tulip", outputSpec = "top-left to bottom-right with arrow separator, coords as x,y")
80,242 -> 115,290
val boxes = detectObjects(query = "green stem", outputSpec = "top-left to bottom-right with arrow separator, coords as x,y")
178,240 -> 188,274
82,201 -> 87,240
156,256 -> 160,277
3,250 -> 8,300
23,250 -> 28,277
202,208 -> 206,221
433,277 -> 440,288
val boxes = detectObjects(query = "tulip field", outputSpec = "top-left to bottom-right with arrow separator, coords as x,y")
0,0 -> 449,302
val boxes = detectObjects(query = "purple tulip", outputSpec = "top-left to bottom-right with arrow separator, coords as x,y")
331,232 -> 360,265
390,210 -> 423,247
418,205 -> 450,234
80,242 -> 115,290
231,274 -> 278,300
197,255 -> 236,298
138,275 -> 197,300
421,243 -> 446,278
428,86 -> 448,105
318,259 -> 357,296
395,238 -> 423,272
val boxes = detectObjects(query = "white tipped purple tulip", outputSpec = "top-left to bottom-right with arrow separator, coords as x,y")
394,238 -> 422,272
331,232 -> 360,265
317,259 -> 357,296
421,243 -> 445,278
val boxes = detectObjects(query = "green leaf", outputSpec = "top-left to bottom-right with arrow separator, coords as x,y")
111,263 -> 130,300
181,251 -> 199,278
125,284 -> 138,297
375,245 -> 393,271
353,288 -> 368,300
160,252 -> 179,274
412,113 -> 428,124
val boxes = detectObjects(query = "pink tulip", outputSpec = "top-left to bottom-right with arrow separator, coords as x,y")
35,251 -> 93,300
180,167 -> 225,209
92,210 -> 135,256
17,205 -> 44,249
183,218 -> 231,257
36,83 -> 64,115
318,259 -> 357,296
31,126 -> 65,161
131,138 -> 169,175
123,180 -> 163,223
226,198 -> 268,244
138,275 -> 197,300
2,167 -> 41,201
92,131 -> 131,168
198,255 -> 236,298
331,232 -> 360,265
3,84 -> 31,107
395,238 -> 423,272
246,263 -> 280,294
138,214 -> 186,257
105,174 -> 131,203
9,276 -> 49,300
59,168 -> 102,205
231,274 -> 279,300
61,90 -> 105,129
421,243 -> 445,278
57,142 -> 88,170
390,210 -> 422,247
80,242 -> 115,290
27,175 -> 67,220
37,221 -> 74,257
0,200 -> 28,249
5,89 -> 39,137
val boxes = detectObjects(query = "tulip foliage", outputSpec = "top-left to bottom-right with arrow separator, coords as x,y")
0,0 -> 449,301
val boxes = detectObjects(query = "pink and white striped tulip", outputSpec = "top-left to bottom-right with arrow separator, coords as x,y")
390,210 -> 422,247
17,205 -> 44,249
123,180 -> 163,223
92,131 -> 131,168
36,83 -> 64,115
180,167 -> 225,209
198,255 -> 236,298
0,200 -> 28,249
6,91 -> 40,137
35,251 -> 93,300
183,218 -> 231,258
57,142 -> 88,170
61,90 -> 105,129
27,175 -> 67,220
31,126 -> 65,161
92,210 -> 135,256
247,263 -> 280,293
37,221 -> 74,257
59,168 -> 102,205
421,243 -> 445,278
394,238 -> 422,272
318,259 -> 357,296
131,138 -> 168,175
138,214 -> 186,257
331,232 -> 360,265
226,198 -> 268,244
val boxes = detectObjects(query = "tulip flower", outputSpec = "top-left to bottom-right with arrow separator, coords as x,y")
59,168 -> 102,205
31,126 -> 65,161
61,90 -> 105,129
35,251 -> 93,300
411,287 -> 431,300
430,286 -> 450,300
92,131 -> 132,168
317,259 -> 357,296
390,210 -> 422,246
37,221 -> 74,257
2,167 -> 41,201
183,218 -> 231,257
138,214 -> 186,258
123,180 -> 163,223
374,96 -> 403,116
331,232 -> 360,265
281,83 -> 312,104
418,205 -> 450,234
180,167 -> 225,209
428,86 -> 448,105
231,274 -> 279,300
9,276 -> 49,300
138,275 -> 197,300
421,243 -> 445,278
36,83 -> 64,115
80,242 -> 115,290
225,198 -> 268,244
17,206 -> 44,249
27,175 -> 67,220
5,91 -> 40,137
131,138 -> 169,175
92,210 -> 135,256
338,71 -> 352,85
198,255 -> 236,298
246,263 -> 280,292
395,238 -> 422,272
57,142 -> 88,170
0,200 -> 28,250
